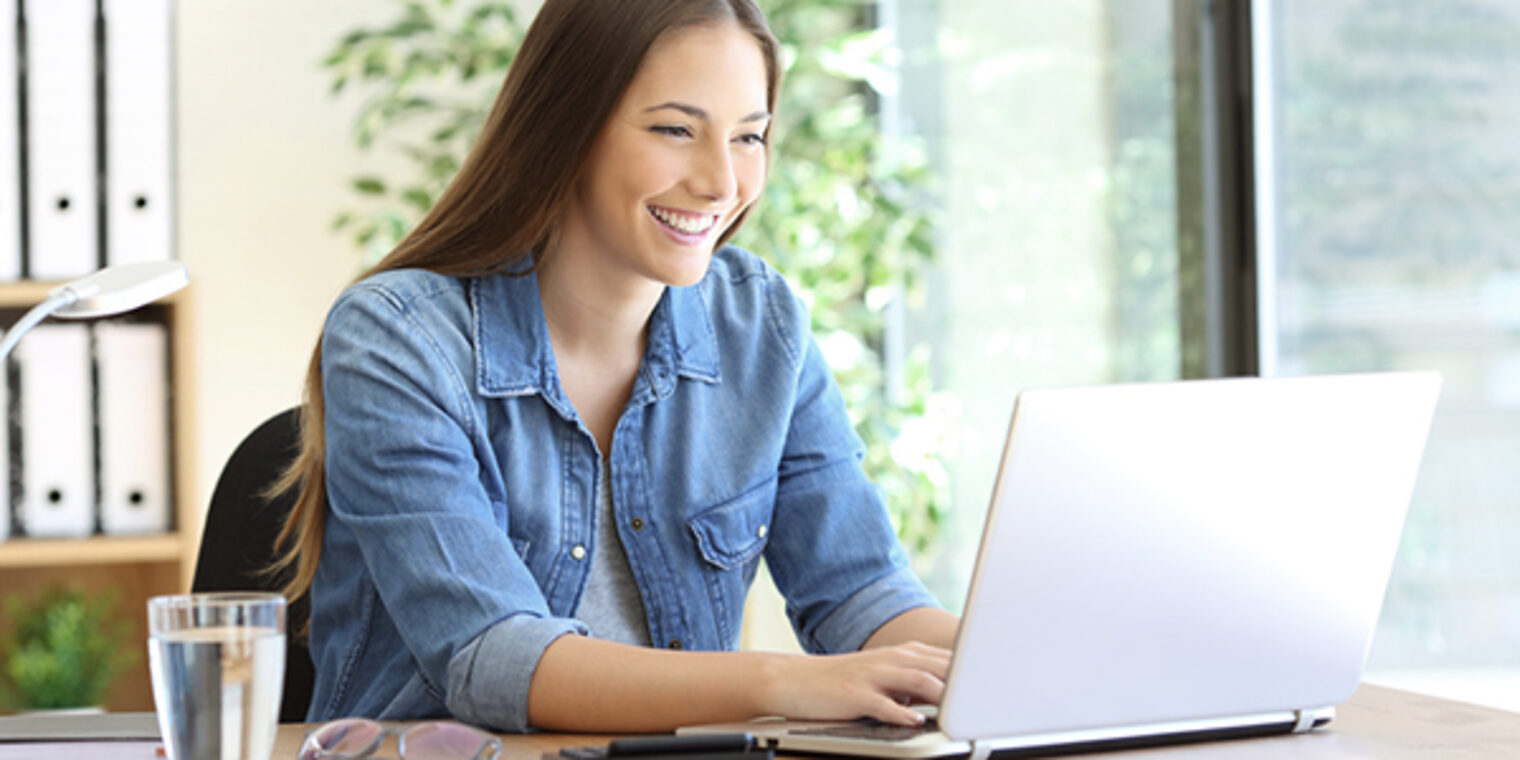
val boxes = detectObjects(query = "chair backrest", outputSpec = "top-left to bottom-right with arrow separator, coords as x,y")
192,407 -> 314,723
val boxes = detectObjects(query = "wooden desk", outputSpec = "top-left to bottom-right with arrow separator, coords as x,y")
271,684 -> 1520,759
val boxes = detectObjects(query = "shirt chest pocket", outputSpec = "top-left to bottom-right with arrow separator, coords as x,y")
685,477 -> 777,571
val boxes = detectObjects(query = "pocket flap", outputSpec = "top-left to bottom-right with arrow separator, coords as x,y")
686,478 -> 777,570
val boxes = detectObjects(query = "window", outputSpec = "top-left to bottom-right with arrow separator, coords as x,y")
1257,0 -> 1520,708
885,0 -> 1185,602
881,0 -> 1520,710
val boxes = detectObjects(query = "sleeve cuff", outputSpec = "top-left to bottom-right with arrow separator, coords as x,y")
445,613 -> 589,732
808,571 -> 941,654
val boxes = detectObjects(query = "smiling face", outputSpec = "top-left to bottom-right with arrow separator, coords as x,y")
553,21 -> 771,289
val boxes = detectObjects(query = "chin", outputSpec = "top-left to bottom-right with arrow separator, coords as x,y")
647,246 -> 716,288
662,259 -> 713,288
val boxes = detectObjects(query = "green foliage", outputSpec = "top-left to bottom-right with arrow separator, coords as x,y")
323,0 -> 525,260
2,586 -> 138,709
323,0 -> 947,556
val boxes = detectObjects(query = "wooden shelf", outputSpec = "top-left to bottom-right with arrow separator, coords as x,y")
0,280 -> 57,305
0,278 -> 196,713
0,534 -> 182,568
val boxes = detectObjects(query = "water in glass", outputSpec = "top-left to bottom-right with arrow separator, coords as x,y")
148,593 -> 285,760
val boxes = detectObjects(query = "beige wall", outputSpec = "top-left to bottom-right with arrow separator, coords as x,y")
176,1 -> 390,517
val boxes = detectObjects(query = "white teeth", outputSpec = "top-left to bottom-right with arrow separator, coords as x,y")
650,206 -> 716,235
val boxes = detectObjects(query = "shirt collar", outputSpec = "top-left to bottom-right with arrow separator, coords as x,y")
470,269 -> 721,401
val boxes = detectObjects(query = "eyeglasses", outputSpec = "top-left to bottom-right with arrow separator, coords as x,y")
299,718 -> 502,760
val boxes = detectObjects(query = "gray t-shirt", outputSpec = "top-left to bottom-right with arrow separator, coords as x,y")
575,459 -> 653,646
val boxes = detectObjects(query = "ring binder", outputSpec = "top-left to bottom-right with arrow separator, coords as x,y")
96,321 -> 171,535
104,0 -> 173,267
24,0 -> 98,281
15,323 -> 93,537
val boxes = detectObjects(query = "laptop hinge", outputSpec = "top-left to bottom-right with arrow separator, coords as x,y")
1291,709 -> 1316,733
968,740 -> 993,760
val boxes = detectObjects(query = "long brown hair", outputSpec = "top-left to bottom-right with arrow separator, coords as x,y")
271,0 -> 780,612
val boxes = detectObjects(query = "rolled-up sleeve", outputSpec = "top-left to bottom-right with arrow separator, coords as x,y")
447,615 -> 583,732
322,284 -> 585,732
809,567 -> 939,654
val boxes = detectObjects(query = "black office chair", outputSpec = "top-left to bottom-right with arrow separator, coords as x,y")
192,407 -> 316,723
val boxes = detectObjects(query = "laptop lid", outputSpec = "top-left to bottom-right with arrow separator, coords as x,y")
940,371 -> 1441,740
681,372 -> 1441,756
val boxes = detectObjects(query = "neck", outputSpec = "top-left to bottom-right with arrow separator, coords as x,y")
535,247 -> 664,359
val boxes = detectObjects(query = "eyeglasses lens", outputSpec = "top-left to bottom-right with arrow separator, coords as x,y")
300,718 -> 387,760
400,722 -> 502,760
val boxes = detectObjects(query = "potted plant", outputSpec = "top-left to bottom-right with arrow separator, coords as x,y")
1,585 -> 138,711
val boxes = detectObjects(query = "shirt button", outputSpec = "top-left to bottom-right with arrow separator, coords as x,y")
756,524 -> 768,538
631,517 -> 646,531
570,545 -> 587,560
667,639 -> 683,650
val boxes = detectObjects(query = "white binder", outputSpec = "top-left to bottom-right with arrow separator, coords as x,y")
16,324 -> 93,538
103,0 -> 173,266
24,0 -> 98,281
0,0 -> 20,282
96,322 -> 170,535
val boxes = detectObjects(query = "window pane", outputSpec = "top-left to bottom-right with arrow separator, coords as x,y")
888,0 -> 1182,600
1261,0 -> 1520,709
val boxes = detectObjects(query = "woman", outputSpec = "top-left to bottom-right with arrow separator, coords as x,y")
275,0 -> 959,734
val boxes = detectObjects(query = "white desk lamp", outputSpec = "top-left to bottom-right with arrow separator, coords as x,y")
0,261 -> 190,359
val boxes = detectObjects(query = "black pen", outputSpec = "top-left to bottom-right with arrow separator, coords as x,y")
556,732 -> 759,760
608,733 -> 754,756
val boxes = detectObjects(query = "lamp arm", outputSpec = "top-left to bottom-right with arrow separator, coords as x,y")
0,290 -> 78,361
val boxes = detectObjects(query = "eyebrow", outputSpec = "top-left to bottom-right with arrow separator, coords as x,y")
644,101 -> 771,124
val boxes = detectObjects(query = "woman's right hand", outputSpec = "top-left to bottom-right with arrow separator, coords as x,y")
755,642 -> 952,726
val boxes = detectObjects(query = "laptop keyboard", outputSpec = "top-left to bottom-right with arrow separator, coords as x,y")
788,718 -> 940,743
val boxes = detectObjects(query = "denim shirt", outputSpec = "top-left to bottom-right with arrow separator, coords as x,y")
307,245 -> 939,732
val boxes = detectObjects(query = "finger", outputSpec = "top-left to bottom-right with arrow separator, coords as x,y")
894,641 -> 952,661
861,693 -> 929,727
877,666 -> 946,706
901,641 -> 953,658
913,648 -> 952,678
884,645 -> 952,680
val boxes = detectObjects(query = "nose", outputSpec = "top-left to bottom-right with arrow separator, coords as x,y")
687,139 -> 739,203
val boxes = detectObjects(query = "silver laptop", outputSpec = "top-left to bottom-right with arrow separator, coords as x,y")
680,371 -> 1442,757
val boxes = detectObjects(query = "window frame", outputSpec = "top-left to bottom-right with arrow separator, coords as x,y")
1175,0 -> 1261,379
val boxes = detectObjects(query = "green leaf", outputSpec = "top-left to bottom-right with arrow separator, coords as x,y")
386,18 -> 433,39
401,187 -> 433,212
355,223 -> 379,247
469,4 -> 515,24
353,177 -> 387,195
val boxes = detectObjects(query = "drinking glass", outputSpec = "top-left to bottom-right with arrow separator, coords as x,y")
148,592 -> 287,760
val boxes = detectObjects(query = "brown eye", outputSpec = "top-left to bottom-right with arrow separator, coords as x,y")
652,125 -> 694,138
